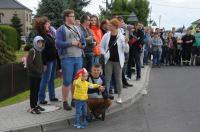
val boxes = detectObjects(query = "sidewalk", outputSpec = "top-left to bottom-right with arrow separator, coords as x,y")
0,66 -> 151,132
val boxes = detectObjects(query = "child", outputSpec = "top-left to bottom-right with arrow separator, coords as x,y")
27,36 -> 45,114
73,68 -> 104,129
152,32 -> 163,67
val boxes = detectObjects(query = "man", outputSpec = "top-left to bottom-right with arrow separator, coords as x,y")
87,64 -> 112,120
56,9 -> 86,110
182,29 -> 195,66
191,28 -> 200,65
117,16 -> 133,88
127,23 -> 144,80
80,14 -> 96,72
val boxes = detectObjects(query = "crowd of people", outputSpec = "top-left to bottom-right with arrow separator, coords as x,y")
26,9 -> 200,129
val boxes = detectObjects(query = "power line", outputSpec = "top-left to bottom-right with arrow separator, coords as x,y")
151,2 -> 200,10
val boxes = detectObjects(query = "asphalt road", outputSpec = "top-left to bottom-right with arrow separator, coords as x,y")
54,66 -> 200,132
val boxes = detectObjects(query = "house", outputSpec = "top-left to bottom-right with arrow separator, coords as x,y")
0,0 -> 32,36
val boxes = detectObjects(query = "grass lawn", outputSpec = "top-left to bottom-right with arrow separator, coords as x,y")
15,50 -> 28,63
0,78 -> 62,108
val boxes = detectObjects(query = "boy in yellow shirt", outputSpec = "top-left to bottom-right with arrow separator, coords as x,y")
73,68 -> 105,129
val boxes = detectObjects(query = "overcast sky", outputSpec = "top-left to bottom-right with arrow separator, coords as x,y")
18,0 -> 200,30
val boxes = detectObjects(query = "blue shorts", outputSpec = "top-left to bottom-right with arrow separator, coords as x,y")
61,57 -> 83,86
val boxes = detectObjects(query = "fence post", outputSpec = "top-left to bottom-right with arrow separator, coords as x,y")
11,63 -> 14,94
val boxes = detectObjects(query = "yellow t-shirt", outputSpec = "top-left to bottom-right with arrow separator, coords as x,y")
73,77 -> 100,101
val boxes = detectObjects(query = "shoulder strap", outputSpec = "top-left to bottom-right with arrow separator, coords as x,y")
65,25 -> 81,40
31,48 -> 36,61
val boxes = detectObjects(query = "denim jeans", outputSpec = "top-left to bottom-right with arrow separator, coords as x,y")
74,100 -> 87,126
38,60 -> 57,102
153,49 -> 162,65
61,57 -> 83,86
144,49 -> 149,64
94,56 -> 100,65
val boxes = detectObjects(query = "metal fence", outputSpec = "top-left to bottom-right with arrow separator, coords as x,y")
0,63 -> 29,101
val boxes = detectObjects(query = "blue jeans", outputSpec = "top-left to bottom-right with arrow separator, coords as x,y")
153,49 -> 162,65
144,49 -> 149,64
61,57 -> 83,86
94,56 -> 100,64
38,60 -> 57,102
74,100 -> 87,126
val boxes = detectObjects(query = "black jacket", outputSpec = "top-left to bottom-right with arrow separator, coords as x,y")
39,34 -> 58,65
182,34 -> 196,48
129,29 -> 144,49
87,74 -> 109,99
27,48 -> 43,78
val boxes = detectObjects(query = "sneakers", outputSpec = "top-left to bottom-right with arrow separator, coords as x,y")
30,108 -> 41,114
124,82 -> 133,87
39,100 -> 48,105
82,121 -> 88,127
116,97 -> 122,104
71,99 -> 75,108
63,102 -> 72,111
50,98 -> 59,102
36,105 -> 45,111
73,124 -> 86,129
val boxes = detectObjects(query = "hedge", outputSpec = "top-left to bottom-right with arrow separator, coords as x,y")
0,25 -> 18,50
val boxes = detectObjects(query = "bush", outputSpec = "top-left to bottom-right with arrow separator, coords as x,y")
0,25 -> 18,50
24,44 -> 33,51
0,30 -> 16,65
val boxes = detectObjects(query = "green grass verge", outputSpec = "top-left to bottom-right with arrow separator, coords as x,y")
15,50 -> 28,63
0,78 -> 62,108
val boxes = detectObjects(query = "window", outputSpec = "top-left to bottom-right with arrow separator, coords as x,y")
26,13 -> 28,22
29,14 -> 32,23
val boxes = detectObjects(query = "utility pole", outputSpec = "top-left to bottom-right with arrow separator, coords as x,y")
106,0 -> 108,12
159,15 -> 162,28
149,6 -> 152,26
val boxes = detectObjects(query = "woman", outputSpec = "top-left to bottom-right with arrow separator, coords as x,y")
166,32 -> 176,65
90,15 -> 103,64
100,19 -> 110,35
151,32 -> 163,67
34,16 -> 58,104
100,18 -> 129,103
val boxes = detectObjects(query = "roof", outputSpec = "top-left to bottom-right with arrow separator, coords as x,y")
127,11 -> 138,22
0,0 -> 32,11
192,19 -> 200,24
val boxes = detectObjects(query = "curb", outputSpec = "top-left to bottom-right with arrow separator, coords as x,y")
7,66 -> 151,132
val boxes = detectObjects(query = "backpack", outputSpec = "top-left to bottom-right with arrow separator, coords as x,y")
22,48 -> 36,68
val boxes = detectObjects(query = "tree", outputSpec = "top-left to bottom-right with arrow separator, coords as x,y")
11,13 -> 23,50
36,0 -> 66,28
135,0 -> 150,26
99,0 -> 149,25
0,30 -> 16,65
36,0 -> 91,27
65,0 -> 91,18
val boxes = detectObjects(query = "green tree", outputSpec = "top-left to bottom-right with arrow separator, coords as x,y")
65,0 -> 91,18
0,30 -> 16,65
11,13 -> 23,50
36,0 -> 91,27
36,0 -> 66,27
99,0 -> 149,25
135,0 -> 150,25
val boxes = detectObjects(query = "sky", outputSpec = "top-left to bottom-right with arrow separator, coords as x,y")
18,0 -> 200,30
